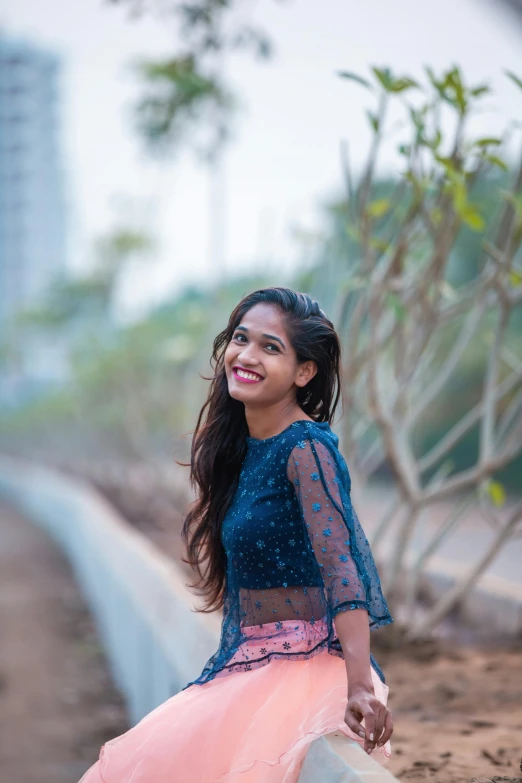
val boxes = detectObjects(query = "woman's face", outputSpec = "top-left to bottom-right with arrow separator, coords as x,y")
224,303 -> 317,406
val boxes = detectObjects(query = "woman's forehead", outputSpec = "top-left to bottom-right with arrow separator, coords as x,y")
239,303 -> 285,329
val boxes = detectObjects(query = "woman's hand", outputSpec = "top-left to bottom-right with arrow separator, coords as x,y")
344,685 -> 393,755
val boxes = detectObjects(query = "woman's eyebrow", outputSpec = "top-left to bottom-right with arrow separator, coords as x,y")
235,325 -> 286,350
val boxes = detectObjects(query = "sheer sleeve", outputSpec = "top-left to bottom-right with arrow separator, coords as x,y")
286,435 -> 393,630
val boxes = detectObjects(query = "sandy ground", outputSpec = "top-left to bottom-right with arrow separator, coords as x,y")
95,479 -> 522,783
0,500 -> 129,783
2,479 -> 522,783
372,630 -> 522,782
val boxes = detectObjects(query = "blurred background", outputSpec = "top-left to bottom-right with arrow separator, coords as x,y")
1,2 -> 522,782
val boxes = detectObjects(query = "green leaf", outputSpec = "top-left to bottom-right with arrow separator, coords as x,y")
474,137 -> 502,147
369,237 -> 390,252
436,155 -> 459,175
459,205 -> 485,232
506,70 -> 522,91
372,66 -> 394,91
470,84 -> 490,97
389,77 -> 419,93
442,66 -> 467,114
482,153 -> 508,172
371,67 -> 419,93
338,71 -> 372,89
405,171 -> 427,193
367,198 -> 391,218
508,270 -> 522,287
446,175 -> 468,211
366,110 -> 380,132
487,480 -> 506,508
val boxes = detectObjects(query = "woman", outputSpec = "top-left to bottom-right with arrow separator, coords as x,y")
79,287 -> 394,783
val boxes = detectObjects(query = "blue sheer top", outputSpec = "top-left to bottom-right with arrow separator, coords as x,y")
183,419 -> 393,690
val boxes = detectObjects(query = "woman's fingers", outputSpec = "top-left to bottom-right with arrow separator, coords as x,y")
371,702 -> 387,745
346,697 -> 393,754
343,705 -> 366,739
376,708 -> 394,747
361,706 -> 376,753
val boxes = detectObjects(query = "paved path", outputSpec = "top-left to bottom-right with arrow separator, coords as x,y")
359,483 -> 522,586
0,501 -> 128,783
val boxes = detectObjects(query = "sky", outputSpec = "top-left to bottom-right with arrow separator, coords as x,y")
1,0 -> 522,320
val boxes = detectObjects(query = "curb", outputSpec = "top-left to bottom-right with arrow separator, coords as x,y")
0,456 -> 398,783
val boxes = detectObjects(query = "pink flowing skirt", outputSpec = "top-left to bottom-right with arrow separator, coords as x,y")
79,619 -> 391,783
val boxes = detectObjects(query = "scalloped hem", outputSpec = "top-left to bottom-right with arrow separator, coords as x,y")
214,722 -> 391,781
79,650 -> 391,783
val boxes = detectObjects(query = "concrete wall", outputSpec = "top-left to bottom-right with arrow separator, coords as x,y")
0,455 -> 400,782
0,456 -> 221,720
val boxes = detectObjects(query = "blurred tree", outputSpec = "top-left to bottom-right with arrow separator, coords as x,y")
110,0 -> 280,159
2,54 -> 522,643
322,64 -> 522,639
14,228 -> 155,333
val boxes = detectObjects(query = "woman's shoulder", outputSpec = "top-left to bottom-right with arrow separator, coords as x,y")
285,420 -> 352,491
292,418 -> 339,446
276,419 -> 341,463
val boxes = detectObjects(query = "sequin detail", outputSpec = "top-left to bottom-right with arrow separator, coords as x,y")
182,420 -> 393,691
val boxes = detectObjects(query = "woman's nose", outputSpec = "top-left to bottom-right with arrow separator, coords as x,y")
238,348 -> 260,366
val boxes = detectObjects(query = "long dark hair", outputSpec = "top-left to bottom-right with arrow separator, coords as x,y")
180,286 -> 343,613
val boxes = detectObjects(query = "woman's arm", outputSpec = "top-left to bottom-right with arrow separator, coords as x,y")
286,435 -> 394,753
334,608 -> 393,754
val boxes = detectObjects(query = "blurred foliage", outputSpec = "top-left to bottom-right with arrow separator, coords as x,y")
1,63 -> 521,501
131,55 -> 235,159
299,65 -> 522,492
112,0 -> 280,159
0,266 -> 282,463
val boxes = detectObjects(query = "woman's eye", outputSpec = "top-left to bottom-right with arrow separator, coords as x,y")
233,334 -> 278,352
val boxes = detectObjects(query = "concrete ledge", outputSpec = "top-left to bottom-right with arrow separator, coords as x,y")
0,456 -> 399,782
300,734 -> 395,782
0,456 -> 220,721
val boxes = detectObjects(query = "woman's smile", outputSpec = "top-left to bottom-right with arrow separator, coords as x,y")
232,367 -> 265,384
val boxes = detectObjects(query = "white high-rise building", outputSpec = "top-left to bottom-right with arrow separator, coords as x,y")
0,32 -> 69,402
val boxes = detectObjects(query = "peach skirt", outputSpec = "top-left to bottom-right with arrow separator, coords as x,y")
79,625 -> 391,783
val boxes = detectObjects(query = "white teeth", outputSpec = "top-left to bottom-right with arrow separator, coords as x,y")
236,369 -> 262,381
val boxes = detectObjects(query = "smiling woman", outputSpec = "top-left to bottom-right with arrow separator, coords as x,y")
78,287 -> 394,783
224,301 -> 320,441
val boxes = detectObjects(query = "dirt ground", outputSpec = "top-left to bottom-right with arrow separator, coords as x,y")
371,630 -> 522,782
0,500 -> 129,783
3,477 -> 522,783
95,479 -> 522,783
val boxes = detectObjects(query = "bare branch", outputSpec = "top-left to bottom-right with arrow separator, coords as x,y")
406,501 -> 522,640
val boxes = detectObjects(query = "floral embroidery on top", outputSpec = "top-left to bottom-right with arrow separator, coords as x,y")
181,419 -> 393,692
